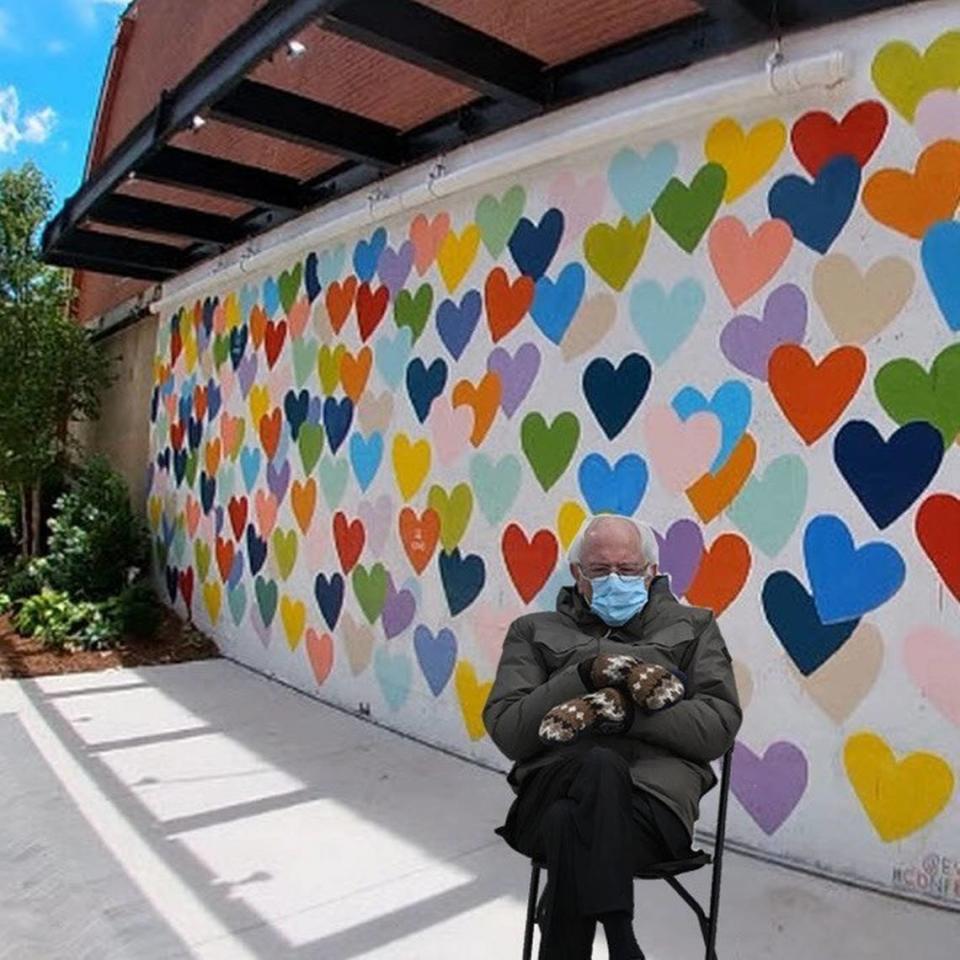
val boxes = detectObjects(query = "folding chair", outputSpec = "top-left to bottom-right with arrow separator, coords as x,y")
521,747 -> 734,960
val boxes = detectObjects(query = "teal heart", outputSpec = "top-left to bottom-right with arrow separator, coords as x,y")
218,462 -> 237,502
156,412 -> 169,442
469,453 -> 521,525
727,455 -> 808,557
171,519 -> 187,563
255,575 -> 278,627
374,644 -> 412,711
375,327 -> 412,389
318,455 -> 349,509
630,277 -> 705,365
228,582 -> 247,626
293,337 -> 318,387
608,142 -> 678,220
475,185 -> 526,257
240,446 -> 262,492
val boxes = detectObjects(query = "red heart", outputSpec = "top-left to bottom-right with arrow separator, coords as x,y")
170,419 -> 186,451
684,533 -> 751,616
178,566 -> 194,612
485,267 -> 534,342
215,535 -> 235,582
170,328 -> 183,366
916,494 -> 960,603
333,511 -> 365,574
193,384 -> 207,421
258,408 -> 282,460
227,495 -> 248,542
356,282 -> 389,342
264,318 -> 287,369
502,523 -> 558,604
306,629 -> 334,685
791,100 -> 888,177
326,276 -> 357,334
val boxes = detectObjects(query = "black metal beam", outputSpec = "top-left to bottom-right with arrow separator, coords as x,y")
209,79 -> 405,169
322,0 -> 547,108
47,230 -> 193,280
92,194 -> 248,245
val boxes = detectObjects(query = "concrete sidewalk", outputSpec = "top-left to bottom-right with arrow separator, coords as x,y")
0,659 -> 954,960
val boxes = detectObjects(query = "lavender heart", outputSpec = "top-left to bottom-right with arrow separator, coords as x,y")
358,494 -> 392,556
267,457 -> 291,502
436,290 -> 481,361
378,241 -> 414,299
237,352 -> 258,397
720,283 -> 807,380
413,624 -> 457,696
655,518 -> 704,597
307,394 -> 323,424
228,550 -> 245,590
731,740 -> 808,835
382,574 -> 417,639
214,505 -> 225,536
487,342 -> 541,417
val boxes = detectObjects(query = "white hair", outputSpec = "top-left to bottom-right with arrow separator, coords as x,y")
567,516 -> 659,568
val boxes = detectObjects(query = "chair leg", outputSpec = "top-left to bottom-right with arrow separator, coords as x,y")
522,864 -> 541,960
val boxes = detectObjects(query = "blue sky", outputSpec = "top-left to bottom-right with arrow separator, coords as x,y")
0,0 -> 125,208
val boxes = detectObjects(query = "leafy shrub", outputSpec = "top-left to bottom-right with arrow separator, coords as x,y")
114,579 -> 162,639
0,554 -> 45,601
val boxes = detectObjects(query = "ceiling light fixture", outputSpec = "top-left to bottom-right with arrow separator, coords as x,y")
286,39 -> 307,60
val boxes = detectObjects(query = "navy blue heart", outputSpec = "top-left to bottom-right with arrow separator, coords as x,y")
768,154 -> 860,254
150,385 -> 160,423
834,420 -> 943,529
314,572 -> 344,629
200,471 -> 216,514
173,448 -> 187,485
283,389 -> 310,441
323,396 -> 354,454
188,416 -> 203,450
165,565 -> 179,603
405,357 -> 448,423
206,379 -> 222,421
583,353 -> 652,439
156,447 -> 170,473
178,392 -> 192,424
246,523 -> 268,576
438,548 -> 486,616
305,251 -> 322,303
509,207 -> 564,280
201,296 -> 217,336
229,325 -> 248,369
436,290 -> 481,360
762,571 -> 860,676
161,513 -> 175,548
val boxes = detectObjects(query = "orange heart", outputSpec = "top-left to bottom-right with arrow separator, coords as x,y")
484,267 -> 534,342
306,628 -> 334,685
863,140 -> 960,239
326,276 -> 357,334
410,212 -> 450,275
184,496 -> 201,538
220,412 -> 238,458
685,533 -> 751,615
398,506 -> 440,574
291,478 -> 317,535
686,433 -> 756,523
249,304 -> 268,348
193,383 -> 208,421
215,535 -> 235,583
452,372 -> 502,446
768,344 -> 865,444
203,438 -> 221,477
341,346 -> 372,403
258,408 -> 282,460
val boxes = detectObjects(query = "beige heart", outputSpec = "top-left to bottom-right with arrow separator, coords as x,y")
312,300 -> 335,342
357,390 -> 394,434
802,622 -> 884,724
561,292 -> 616,361
340,610 -> 374,676
732,658 -> 753,711
812,254 -> 915,345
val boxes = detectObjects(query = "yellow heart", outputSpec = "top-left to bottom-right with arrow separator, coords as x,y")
194,539 -> 211,582
249,384 -> 270,428
280,594 -> 306,651
224,292 -> 241,330
437,224 -> 480,293
202,580 -> 222,624
455,660 -> 492,741
392,433 -> 431,501
872,30 -> 960,121
704,117 -> 786,202
557,501 -> 586,551
148,496 -> 162,532
318,344 -> 345,395
183,334 -> 198,374
844,732 -> 954,842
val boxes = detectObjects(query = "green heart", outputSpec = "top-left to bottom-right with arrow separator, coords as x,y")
271,527 -> 298,580
726,455 -> 808,558
521,411 -> 580,491
583,215 -> 651,291
469,453 -> 521,525
278,262 -> 303,314
255,575 -> 278,626
184,449 -> 199,488
874,342 -> 960,446
318,344 -> 345,395
427,482 -> 474,551
298,422 -> 325,474
318,455 -> 349,509
353,562 -> 388,623
212,333 -> 230,368
393,283 -> 434,344
227,582 -> 247,626
293,337 -> 318,387
155,538 -> 168,571
652,162 -> 726,253
475,185 -> 526,257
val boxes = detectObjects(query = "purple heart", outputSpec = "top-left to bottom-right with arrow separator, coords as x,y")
382,574 -> 417,639
655,519 -> 704,598
214,505 -> 225,536
731,740 -> 808,835
267,458 -> 291,502
378,241 -> 414,299
250,605 -> 272,648
237,353 -> 258,397
413,624 -> 457,696
487,342 -> 541,417
145,462 -> 156,494
228,550 -> 245,589
358,494 -> 392,556
720,283 -> 807,380
436,290 -> 481,361
307,395 -> 323,424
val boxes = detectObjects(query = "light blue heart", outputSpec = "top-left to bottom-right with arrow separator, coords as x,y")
318,456 -> 349,509
578,453 -> 648,515
171,520 -> 187,563
727,455 -> 807,557
218,462 -> 237,503
349,432 -> 384,492
240,446 -> 262,492
293,337 -> 318,388
239,283 -> 258,323
469,453 -> 522,525
608,142 -> 678,220
319,244 -> 347,286
262,275 -> 280,317
228,583 -> 247,626
374,645 -> 412,711
673,380 -> 751,472
922,220 -> 960,331
375,326 -> 412,389
630,277 -> 705,365
531,262 -> 585,344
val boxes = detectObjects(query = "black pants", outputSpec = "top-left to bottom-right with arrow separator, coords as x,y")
496,745 -> 692,960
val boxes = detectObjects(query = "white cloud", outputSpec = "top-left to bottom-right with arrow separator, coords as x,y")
0,86 -> 57,153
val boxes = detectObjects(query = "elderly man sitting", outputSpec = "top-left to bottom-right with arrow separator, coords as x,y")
482,515 -> 741,960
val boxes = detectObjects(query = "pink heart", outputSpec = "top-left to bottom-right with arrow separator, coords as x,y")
267,359 -> 292,397
306,628 -> 334,684
358,494 -> 393,557
220,365 -> 236,402
303,525 -> 326,569
904,626 -> 960,726
287,297 -> 311,339
213,302 -> 227,335
643,405 -> 721,493
472,602 -> 525,668
915,90 -> 960,145
547,171 -> 605,246
409,212 -> 451,275
428,397 -> 472,467
254,489 -> 278,538
709,216 -> 793,307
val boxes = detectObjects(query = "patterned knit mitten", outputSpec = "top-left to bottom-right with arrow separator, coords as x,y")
626,661 -> 685,712
588,653 -> 642,691
538,687 -> 631,744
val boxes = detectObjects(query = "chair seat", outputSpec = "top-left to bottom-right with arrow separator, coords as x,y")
634,849 -> 712,878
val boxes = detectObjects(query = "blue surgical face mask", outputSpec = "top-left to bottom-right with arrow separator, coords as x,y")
588,572 -> 649,626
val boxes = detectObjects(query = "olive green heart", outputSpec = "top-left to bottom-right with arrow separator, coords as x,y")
475,185 -> 526,256
278,262 -> 303,314
184,449 -> 199,488
427,482 -> 474,551
318,344 -> 345,395
298,422 -> 325,474
521,411 -> 581,491
212,333 -> 230,368
352,562 -> 388,624
583,215 -> 651,291
271,527 -> 299,580
652,162 -> 726,253
875,342 -> 960,446
194,539 -> 211,582
393,283 -> 433,344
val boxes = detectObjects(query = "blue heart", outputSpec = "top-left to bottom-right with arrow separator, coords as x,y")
353,227 -> 387,283
246,523 -> 268,576
578,453 -> 648,515
262,275 -> 280,317
413,625 -> 458,696
509,208 -> 564,280
165,565 -> 178,602
319,244 -> 346,286
283,389 -> 309,441
348,431 -> 383,491
229,325 -> 248,369
405,357 -> 448,423
314,572 -> 344,629
240,446 -> 261,492
630,277 -> 705,365
304,251 -> 322,303
834,420 -> 943,529
803,514 -> 905,624
206,380 -> 221,421
438,548 -> 486,617
376,326 -> 413,389
436,290 -> 481,360
322,396 -> 354,455
239,284 -> 258,323
768,154 -> 860,254
228,582 -> 247,626
173,449 -> 187,486
187,416 -> 203,451
762,571 -> 860,676
608,142 -> 678,220
531,263 -> 585,344
921,220 -> 960,331
672,380 -> 751,472
583,353 -> 651,439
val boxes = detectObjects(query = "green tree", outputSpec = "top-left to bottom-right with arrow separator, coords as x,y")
0,162 -> 116,556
